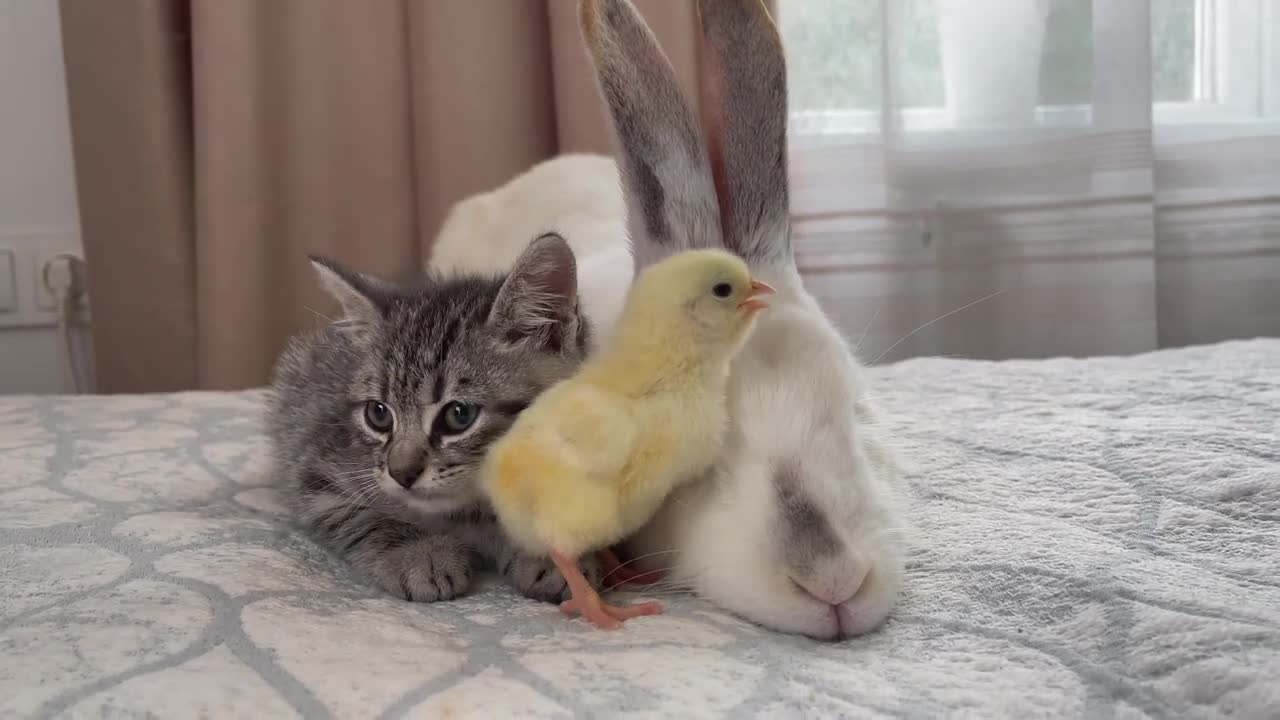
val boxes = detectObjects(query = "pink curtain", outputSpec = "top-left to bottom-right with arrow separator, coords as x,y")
59,0 -> 704,392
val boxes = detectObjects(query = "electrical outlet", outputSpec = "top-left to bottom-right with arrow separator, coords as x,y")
0,249 -> 15,312
0,228 -> 86,329
34,252 -> 60,311
35,251 -> 87,311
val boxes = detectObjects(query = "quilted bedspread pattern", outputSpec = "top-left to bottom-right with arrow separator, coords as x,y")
1,340 -> 1278,718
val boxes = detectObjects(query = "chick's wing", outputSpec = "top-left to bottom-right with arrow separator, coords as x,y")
538,382 -> 638,484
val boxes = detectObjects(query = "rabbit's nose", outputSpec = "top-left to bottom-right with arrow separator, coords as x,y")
791,551 -> 869,606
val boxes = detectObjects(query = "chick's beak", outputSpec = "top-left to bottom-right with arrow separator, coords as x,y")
737,279 -> 775,314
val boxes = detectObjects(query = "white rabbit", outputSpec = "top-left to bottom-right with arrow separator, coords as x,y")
429,0 -> 909,640
430,153 -> 632,349
578,0 -> 908,640
431,153 -> 624,278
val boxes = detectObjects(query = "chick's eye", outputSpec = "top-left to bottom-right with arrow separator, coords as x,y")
712,282 -> 733,299
363,401 -> 394,433
439,402 -> 479,434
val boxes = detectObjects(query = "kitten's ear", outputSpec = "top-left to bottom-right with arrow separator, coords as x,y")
488,234 -> 581,353
308,256 -> 389,329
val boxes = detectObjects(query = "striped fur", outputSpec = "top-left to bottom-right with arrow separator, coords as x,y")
268,236 -> 604,603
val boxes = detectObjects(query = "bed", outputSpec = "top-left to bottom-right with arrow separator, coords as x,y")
2,339 -> 1277,718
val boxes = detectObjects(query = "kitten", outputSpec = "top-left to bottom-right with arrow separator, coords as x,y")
267,234 -> 604,603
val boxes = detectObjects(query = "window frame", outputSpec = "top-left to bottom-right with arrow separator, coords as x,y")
783,0 -> 1278,144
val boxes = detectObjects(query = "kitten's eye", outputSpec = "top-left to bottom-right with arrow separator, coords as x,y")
438,402 -> 479,434
363,401 -> 394,433
712,282 -> 733,299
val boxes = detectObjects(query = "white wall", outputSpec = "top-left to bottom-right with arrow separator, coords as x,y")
0,1 -> 93,394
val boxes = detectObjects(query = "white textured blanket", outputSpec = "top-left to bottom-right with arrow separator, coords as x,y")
2,340 -> 1277,718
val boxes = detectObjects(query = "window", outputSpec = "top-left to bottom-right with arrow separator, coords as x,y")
1155,0 -> 1280,126
779,0 -> 1278,137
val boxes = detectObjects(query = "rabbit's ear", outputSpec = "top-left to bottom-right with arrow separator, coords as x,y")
579,0 -> 723,271
695,0 -> 792,265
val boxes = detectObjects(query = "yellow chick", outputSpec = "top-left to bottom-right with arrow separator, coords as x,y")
481,249 -> 773,629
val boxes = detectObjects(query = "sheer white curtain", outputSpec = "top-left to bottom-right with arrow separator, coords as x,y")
779,0 -> 1280,362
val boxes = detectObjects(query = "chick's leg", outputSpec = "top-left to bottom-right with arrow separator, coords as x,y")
550,551 -> 662,630
596,547 -> 666,587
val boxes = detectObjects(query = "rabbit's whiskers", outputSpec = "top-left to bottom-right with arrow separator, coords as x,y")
870,289 -> 1006,365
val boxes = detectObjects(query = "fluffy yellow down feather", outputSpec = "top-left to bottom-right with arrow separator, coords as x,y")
482,248 -> 772,629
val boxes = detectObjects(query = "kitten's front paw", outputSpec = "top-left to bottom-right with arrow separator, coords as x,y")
373,536 -> 473,602
502,551 -> 605,604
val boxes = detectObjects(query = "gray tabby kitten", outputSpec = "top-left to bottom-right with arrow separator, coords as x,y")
267,234 -> 604,603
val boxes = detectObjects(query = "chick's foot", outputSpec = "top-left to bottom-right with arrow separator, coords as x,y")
559,594 -> 663,630
551,551 -> 663,630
